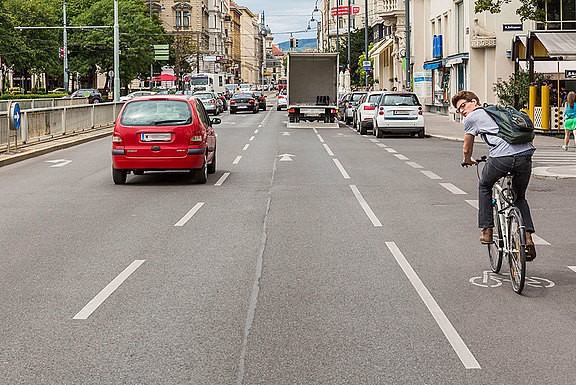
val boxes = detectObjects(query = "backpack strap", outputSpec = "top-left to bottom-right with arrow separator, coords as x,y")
476,105 -> 497,146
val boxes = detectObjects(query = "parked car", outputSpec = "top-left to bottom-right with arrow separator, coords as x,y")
120,90 -> 156,102
354,91 -> 384,135
194,92 -> 221,115
372,92 -> 425,138
337,93 -> 350,121
8,87 -> 25,95
238,84 -> 251,93
343,91 -> 366,124
252,91 -> 266,110
49,87 -> 66,94
229,92 -> 259,114
216,92 -> 228,111
277,89 -> 287,110
111,95 -> 218,184
63,89 -> 103,103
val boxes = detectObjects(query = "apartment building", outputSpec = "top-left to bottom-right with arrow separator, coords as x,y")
237,6 -> 263,85
207,0 -> 232,73
322,0 -> 375,53
229,5 -> 242,83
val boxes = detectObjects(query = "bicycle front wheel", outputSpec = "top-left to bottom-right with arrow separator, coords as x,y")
488,200 -> 504,273
507,208 -> 527,294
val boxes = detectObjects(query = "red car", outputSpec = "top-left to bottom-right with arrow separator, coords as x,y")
112,95 -> 218,184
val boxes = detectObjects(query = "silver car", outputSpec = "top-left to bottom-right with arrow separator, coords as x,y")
344,92 -> 367,125
194,92 -> 221,115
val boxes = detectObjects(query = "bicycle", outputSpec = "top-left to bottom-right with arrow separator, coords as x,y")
463,156 -> 527,294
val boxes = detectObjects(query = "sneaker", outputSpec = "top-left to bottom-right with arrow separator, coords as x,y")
480,228 -> 493,244
525,232 -> 537,261
562,145 -> 568,151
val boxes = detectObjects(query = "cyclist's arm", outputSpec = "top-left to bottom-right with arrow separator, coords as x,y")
463,133 -> 478,165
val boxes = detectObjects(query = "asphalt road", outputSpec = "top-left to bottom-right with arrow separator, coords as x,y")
1,101 -> 575,384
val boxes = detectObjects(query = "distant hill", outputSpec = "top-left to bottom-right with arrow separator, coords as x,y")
277,38 -> 318,53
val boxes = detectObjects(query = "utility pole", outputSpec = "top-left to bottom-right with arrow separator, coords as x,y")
326,0 -> 329,52
149,0 -> 153,91
364,0 -> 368,88
113,0 -> 120,101
347,0 -> 351,71
405,0 -> 411,91
63,0 -> 69,93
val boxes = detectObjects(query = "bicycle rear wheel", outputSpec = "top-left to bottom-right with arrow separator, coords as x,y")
488,200 -> 503,273
507,208 -> 526,294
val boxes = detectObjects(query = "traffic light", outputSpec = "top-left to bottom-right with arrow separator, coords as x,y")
294,39 -> 299,48
290,37 -> 294,49
59,47 -> 65,59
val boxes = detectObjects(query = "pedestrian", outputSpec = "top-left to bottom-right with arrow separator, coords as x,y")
391,86 -> 397,91
562,91 -> 576,151
452,90 -> 537,260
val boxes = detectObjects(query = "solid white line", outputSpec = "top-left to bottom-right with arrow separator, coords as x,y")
242,144 -> 249,151
317,134 -> 325,143
394,154 -> 409,160
385,242 -> 481,369
214,172 -> 230,186
249,136 -> 255,141
385,148 -> 397,153
465,200 -> 479,209
333,159 -> 350,179
377,143 -> 388,148
568,266 -> 576,273
406,162 -> 423,169
254,130 -> 259,133
440,183 -> 467,195
350,185 -> 382,227
174,202 -> 205,227
323,144 -> 334,156
531,234 -> 551,246
421,170 -> 443,180
73,260 -> 145,320
233,155 -> 242,165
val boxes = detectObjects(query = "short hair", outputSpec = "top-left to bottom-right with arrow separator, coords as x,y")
451,90 -> 480,108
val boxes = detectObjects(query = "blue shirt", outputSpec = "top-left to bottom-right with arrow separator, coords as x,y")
564,103 -> 576,120
464,108 -> 535,158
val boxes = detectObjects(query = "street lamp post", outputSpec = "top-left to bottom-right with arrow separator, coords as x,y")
150,0 -> 153,91
347,0 -> 351,71
113,0 -> 120,102
63,0 -> 69,93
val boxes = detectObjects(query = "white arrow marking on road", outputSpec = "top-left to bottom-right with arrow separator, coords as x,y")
568,266 -> 576,273
278,154 -> 294,162
281,132 -> 291,136
46,159 -> 72,168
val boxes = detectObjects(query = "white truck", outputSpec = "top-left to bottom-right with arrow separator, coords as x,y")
186,73 -> 226,93
287,52 -> 339,127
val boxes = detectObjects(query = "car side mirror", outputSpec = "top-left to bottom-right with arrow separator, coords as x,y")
211,118 -> 221,125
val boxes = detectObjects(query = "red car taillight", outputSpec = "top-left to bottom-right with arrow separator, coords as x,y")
331,109 -> 338,114
364,106 -> 376,110
209,99 -> 215,103
260,97 -> 264,100
190,132 -> 203,144
249,99 -> 255,103
418,106 -> 423,115
230,100 -> 236,104
379,106 -> 384,115
288,108 -> 295,113
112,132 -> 124,146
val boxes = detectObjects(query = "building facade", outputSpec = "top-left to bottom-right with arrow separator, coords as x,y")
237,6 -> 263,85
322,0 -> 375,54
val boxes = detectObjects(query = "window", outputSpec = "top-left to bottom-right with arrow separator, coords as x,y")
176,10 -> 190,27
381,94 -> 421,106
456,2 -> 464,53
195,100 -> 210,127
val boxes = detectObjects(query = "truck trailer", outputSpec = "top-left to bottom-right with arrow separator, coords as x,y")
287,53 -> 339,127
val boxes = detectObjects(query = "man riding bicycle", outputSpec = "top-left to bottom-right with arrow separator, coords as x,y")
452,90 -> 537,260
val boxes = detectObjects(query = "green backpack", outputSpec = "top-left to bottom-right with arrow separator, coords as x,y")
479,105 -> 535,145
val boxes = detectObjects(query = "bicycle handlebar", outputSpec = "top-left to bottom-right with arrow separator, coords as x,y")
461,155 -> 487,167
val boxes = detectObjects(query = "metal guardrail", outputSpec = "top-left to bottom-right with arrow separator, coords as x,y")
1,102 -> 123,150
0,98 -> 88,111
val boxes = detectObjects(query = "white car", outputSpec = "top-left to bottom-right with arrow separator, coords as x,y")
372,92 -> 425,138
238,84 -> 251,93
354,91 -> 384,135
277,90 -> 287,110
120,91 -> 155,102
344,92 -> 367,125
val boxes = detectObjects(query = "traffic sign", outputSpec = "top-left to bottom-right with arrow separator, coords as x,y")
330,6 -> 361,16
183,75 -> 190,82
9,102 -> 21,131
363,60 -> 371,71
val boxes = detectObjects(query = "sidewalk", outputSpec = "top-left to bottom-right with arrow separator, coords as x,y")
0,126 -> 112,168
424,112 -> 576,180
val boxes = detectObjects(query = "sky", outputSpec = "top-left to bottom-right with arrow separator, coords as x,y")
235,0 -> 321,43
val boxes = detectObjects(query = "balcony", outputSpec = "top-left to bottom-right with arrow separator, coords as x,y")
375,0 -> 404,17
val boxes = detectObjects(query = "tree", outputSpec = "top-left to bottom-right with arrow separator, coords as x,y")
355,42 -> 375,87
474,0 -> 549,22
338,26 -> 373,87
493,70 -> 551,109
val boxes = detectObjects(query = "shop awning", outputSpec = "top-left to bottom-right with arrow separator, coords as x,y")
532,31 -> 576,58
368,38 -> 393,59
423,61 -> 442,70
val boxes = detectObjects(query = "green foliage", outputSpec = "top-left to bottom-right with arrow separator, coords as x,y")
474,0 -> 549,22
493,70 -> 552,109
0,93 -> 67,100
355,42 -> 375,87
338,27 -> 373,87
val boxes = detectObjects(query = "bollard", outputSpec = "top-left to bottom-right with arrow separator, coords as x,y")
529,85 -> 537,123
541,85 -> 550,130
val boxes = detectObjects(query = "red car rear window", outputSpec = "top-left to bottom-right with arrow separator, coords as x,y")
120,100 -> 193,126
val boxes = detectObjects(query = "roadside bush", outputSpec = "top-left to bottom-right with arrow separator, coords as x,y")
0,93 -> 67,100
493,70 -> 552,109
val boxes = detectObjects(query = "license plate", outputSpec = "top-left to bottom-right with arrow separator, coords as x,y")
394,110 -> 410,115
141,133 -> 171,142
301,108 -> 321,115
237,105 -> 247,109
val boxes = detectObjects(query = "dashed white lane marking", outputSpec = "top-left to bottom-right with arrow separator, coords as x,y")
175,202 -> 205,227
258,125 -> 262,128
385,242 -> 481,369
73,260 -> 146,320
440,183 -> 467,195
568,266 -> 576,273
350,185 -> 382,227
254,129 -> 259,133
323,144 -> 334,156
317,134 -> 325,143
385,148 -> 397,153
249,136 -> 255,141
333,159 -> 350,179
465,200 -> 479,209
312,128 -> 319,134
369,139 -> 379,143
233,156 -> 242,165
406,162 -> 423,169
242,144 -> 250,151
394,154 -> 409,160
377,143 -> 388,148
421,170 -> 443,180
214,172 -> 230,186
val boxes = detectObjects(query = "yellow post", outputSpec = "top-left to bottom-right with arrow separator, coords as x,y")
529,85 -> 537,122
541,85 -> 550,130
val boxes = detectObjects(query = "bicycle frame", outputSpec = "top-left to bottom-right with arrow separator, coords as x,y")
492,176 -> 514,256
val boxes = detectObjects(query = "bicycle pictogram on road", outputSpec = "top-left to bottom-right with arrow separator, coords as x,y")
470,270 -> 555,289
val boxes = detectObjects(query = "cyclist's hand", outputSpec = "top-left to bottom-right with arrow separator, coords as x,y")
461,157 -> 478,167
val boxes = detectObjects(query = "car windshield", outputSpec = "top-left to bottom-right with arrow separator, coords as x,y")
381,94 -> 420,106
351,93 -> 365,102
195,93 -> 213,100
190,77 -> 209,86
368,94 -> 381,103
233,93 -> 253,99
225,85 -> 236,91
120,100 -> 193,126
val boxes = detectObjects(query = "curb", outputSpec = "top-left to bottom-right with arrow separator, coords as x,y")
532,166 -> 576,180
0,129 -> 112,168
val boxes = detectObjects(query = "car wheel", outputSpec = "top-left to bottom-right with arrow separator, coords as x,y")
262,106 -> 266,111
375,123 -> 384,138
353,117 -> 357,129
277,106 -> 281,111
345,117 -> 351,125
193,157 -> 208,184
112,167 -> 127,184
417,129 -> 425,138
92,98 -> 101,104
253,108 -> 258,114
359,122 -> 367,135
207,151 -> 216,174
230,109 -> 236,114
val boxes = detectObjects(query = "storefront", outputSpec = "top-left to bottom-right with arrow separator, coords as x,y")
423,59 -> 449,114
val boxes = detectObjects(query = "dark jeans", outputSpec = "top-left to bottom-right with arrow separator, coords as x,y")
478,154 -> 535,233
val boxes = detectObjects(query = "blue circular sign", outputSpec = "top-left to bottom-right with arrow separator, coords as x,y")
9,102 -> 21,131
